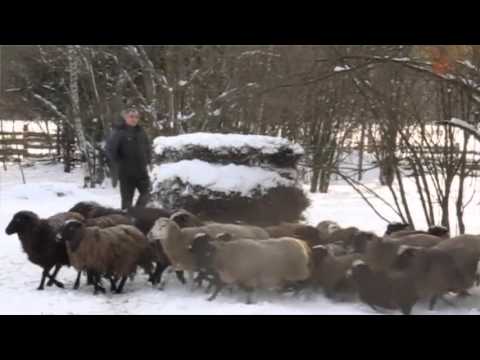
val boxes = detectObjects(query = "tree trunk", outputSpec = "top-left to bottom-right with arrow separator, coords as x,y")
68,45 -> 93,187
357,121 -> 366,181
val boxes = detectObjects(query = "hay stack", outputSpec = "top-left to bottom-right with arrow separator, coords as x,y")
150,133 -> 309,225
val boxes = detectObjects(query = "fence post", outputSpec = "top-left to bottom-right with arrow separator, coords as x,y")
22,124 -> 29,158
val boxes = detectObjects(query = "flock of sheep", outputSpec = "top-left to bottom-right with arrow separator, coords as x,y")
5,201 -> 480,315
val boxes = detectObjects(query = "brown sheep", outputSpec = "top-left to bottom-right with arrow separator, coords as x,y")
57,220 -> 150,294
395,246 -> 469,310
311,245 -> 363,298
364,233 -> 446,272
189,233 -> 312,304
432,235 -> 480,294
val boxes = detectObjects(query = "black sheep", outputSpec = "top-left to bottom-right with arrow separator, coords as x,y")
5,211 -> 77,290
127,206 -> 172,235
69,201 -> 125,219
350,260 -> 418,315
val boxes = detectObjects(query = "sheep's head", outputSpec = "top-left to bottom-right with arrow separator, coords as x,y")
394,246 -> 421,270
311,245 -> 330,266
349,259 -> 371,281
365,237 -> 399,271
352,231 -> 379,253
385,222 -> 412,235
189,233 -> 216,270
428,225 -> 449,238
293,226 -> 320,244
5,211 -> 39,235
57,220 -> 84,252
170,210 -> 202,228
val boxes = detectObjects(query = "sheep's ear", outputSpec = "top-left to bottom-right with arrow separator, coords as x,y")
312,245 -> 329,257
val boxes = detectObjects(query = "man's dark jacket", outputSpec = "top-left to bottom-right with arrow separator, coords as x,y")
105,121 -> 152,178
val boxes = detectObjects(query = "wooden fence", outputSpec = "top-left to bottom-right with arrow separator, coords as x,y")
0,123 -> 58,162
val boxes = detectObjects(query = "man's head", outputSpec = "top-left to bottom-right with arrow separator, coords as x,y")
122,109 -> 140,127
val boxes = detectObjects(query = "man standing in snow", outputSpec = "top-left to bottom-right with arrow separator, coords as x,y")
106,108 -> 152,209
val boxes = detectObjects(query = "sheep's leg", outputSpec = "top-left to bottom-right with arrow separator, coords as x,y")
176,271 -> 186,285
37,269 -> 49,290
73,271 -> 82,290
245,289 -> 255,305
368,303 -> 380,313
46,275 -> 64,289
109,276 -> 118,292
46,265 -> 62,287
194,273 -> 204,288
158,266 -> 173,290
188,272 -> 196,291
92,273 -> 106,295
205,279 -> 214,294
439,296 -> 456,308
429,296 -> 438,310
150,262 -> 168,286
400,303 -> 414,315
87,272 -> 94,286
207,282 -> 225,301
457,290 -> 471,298
115,277 -> 128,294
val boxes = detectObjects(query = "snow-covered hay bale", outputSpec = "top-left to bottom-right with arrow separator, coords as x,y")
150,160 -> 309,225
153,132 -> 304,168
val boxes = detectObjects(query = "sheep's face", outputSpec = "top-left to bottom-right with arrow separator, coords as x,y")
365,238 -> 399,271
189,233 -> 216,270
385,222 -> 412,236
394,246 -> 420,270
352,232 -> 378,253
350,260 -> 371,282
57,220 -> 84,252
171,213 -> 192,228
311,245 -> 329,267
5,211 -> 39,235
171,210 -> 200,228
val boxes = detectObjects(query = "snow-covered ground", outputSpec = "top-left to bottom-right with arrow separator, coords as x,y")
2,163 -> 480,315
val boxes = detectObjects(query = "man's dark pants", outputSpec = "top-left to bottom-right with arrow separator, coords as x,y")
119,172 -> 151,209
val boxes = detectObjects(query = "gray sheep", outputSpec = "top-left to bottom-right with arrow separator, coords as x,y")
189,233 -> 312,304
432,235 -> 480,294
147,218 -> 269,288
364,233 -> 446,272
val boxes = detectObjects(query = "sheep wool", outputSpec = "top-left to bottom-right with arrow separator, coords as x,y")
66,223 -> 149,278
212,237 -> 312,289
